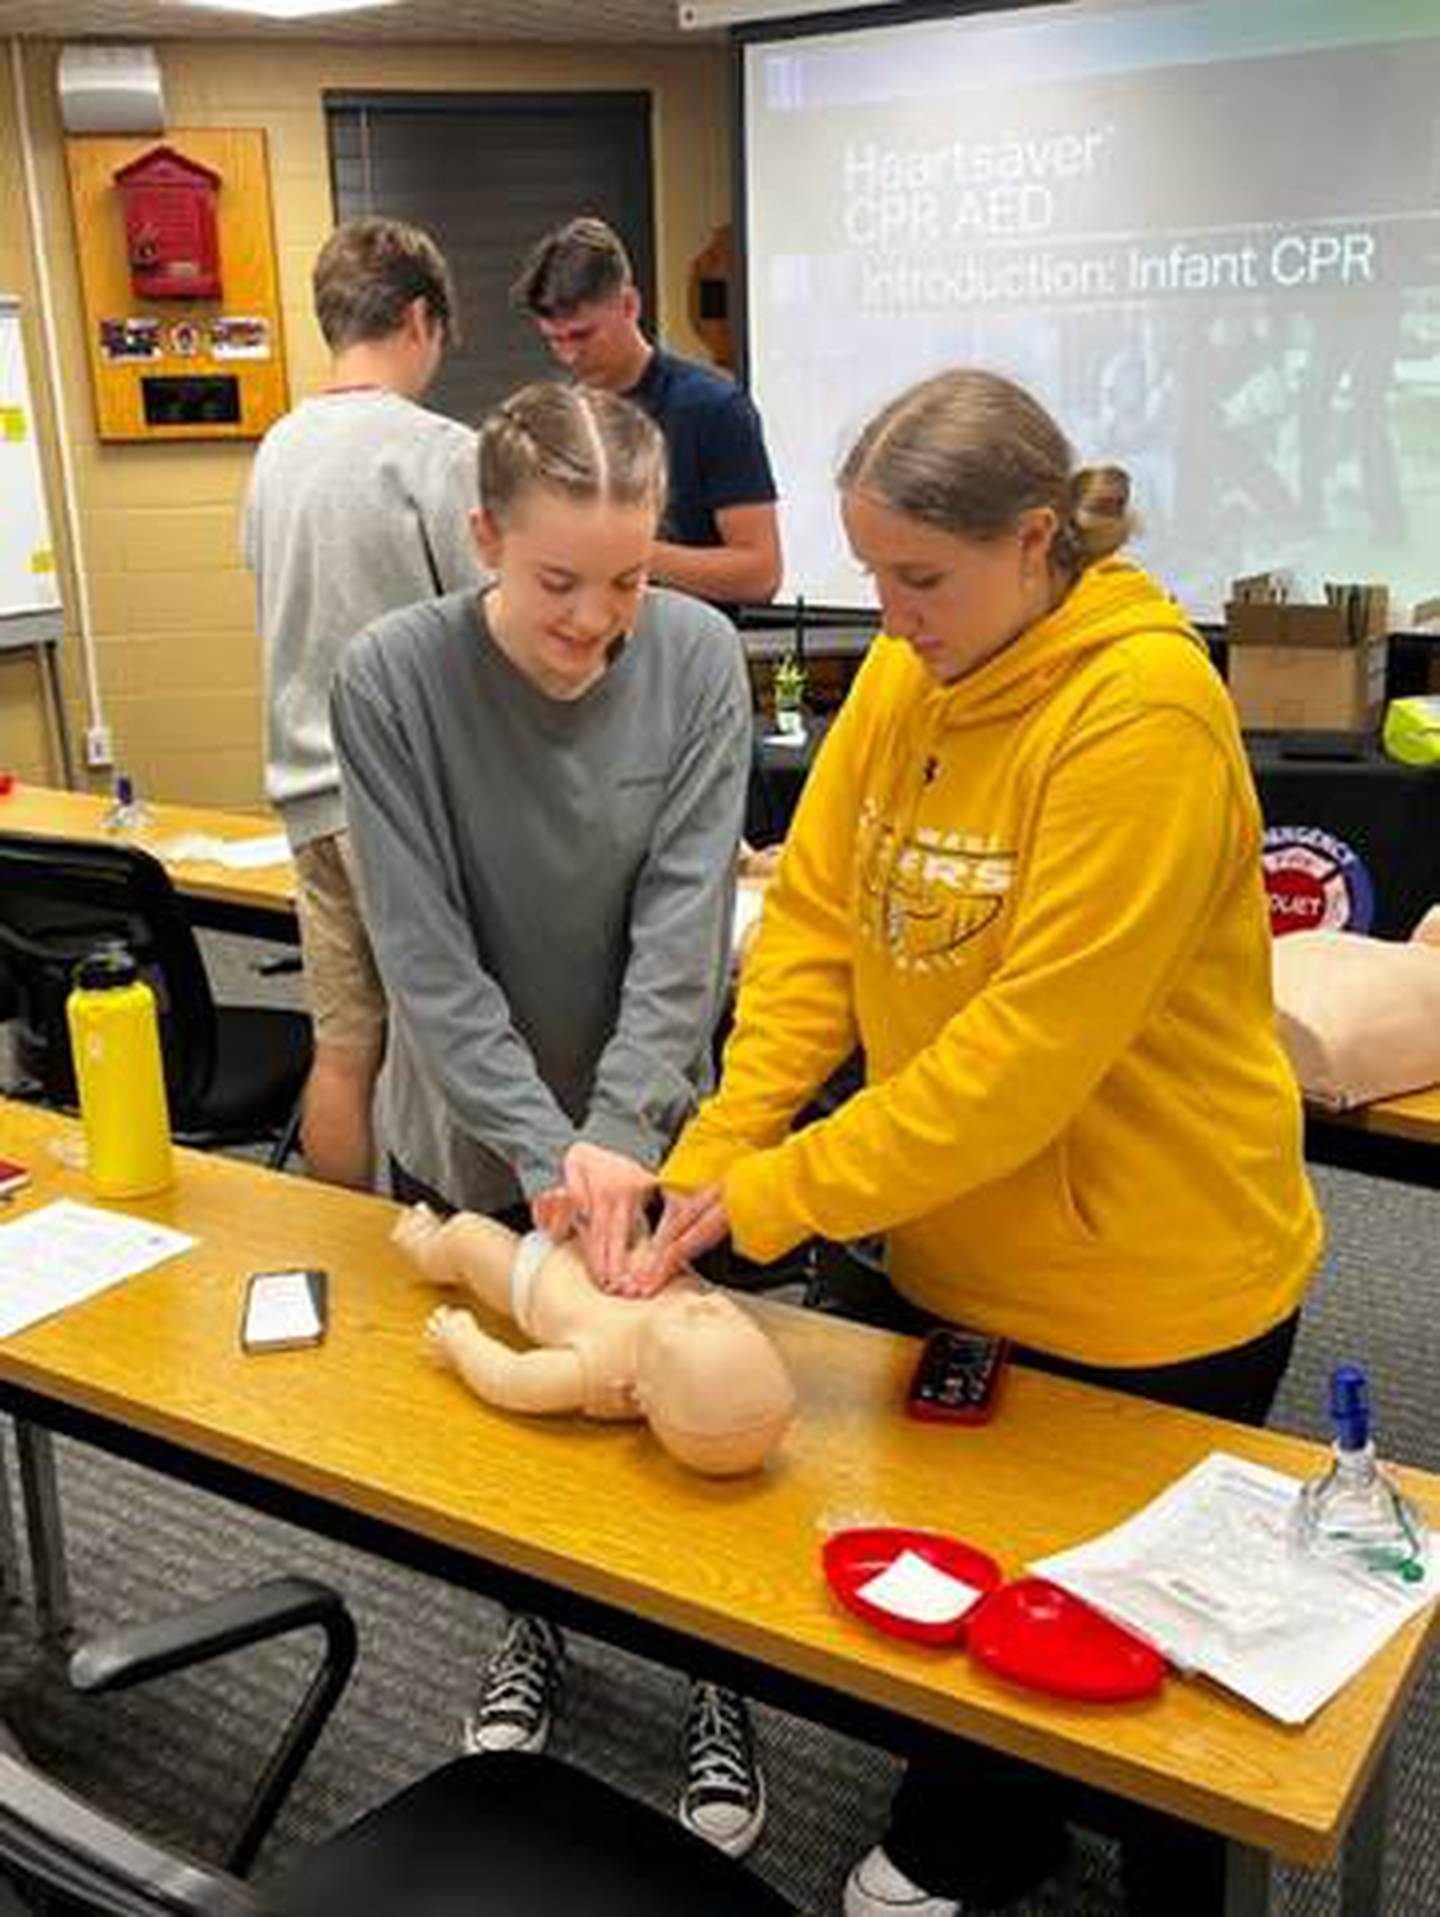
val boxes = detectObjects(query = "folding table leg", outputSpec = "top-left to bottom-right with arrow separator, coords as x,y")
0,1424 -> 20,1605
1340,1739 -> 1394,1917
1222,1841 -> 1270,1917
16,1422 -> 72,1643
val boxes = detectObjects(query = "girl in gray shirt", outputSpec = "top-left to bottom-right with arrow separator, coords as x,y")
333,383 -> 750,1274
332,381 -> 762,1856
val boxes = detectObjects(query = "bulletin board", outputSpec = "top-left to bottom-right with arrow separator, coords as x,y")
65,128 -> 289,443
0,296 -> 62,644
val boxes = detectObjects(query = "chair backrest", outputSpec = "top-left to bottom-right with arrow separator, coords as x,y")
0,833 -> 218,1119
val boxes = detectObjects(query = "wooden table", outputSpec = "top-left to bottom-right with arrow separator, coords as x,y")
0,783 -> 763,964
0,795 -> 298,1618
1306,1082 -> 1440,1189
1329,1083 -> 1440,1147
0,1105 -> 1433,1914
0,782 -> 295,938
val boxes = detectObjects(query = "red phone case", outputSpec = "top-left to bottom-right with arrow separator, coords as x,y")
907,1330 -> 1008,1425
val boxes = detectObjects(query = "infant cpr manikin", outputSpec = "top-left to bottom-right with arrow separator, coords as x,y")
396,1204 -> 796,1476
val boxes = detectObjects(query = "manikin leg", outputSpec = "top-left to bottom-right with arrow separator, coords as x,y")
393,1205 -> 520,1318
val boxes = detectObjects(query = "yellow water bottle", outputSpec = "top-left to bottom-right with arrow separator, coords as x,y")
66,942 -> 175,1200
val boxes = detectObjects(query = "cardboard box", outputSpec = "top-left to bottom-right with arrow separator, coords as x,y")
1224,596 -> 1388,650
1227,635 -> 1388,732
1411,596 -> 1440,693
1225,594 -> 1390,732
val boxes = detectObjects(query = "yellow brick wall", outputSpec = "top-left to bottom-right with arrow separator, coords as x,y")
0,37 -> 730,806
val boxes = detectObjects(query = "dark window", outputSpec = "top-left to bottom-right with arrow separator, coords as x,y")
326,92 -> 656,428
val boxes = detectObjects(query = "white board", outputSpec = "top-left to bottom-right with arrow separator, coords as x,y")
0,295 -> 63,648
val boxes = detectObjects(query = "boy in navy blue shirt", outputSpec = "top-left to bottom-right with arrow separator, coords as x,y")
514,216 -> 781,610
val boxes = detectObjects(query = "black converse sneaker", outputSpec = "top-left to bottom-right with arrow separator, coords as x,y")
462,1614 -> 564,1754
678,1682 -> 766,1856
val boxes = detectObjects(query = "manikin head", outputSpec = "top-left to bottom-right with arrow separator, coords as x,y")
634,1288 -> 797,1477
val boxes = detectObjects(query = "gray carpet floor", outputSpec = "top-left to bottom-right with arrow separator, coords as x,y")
0,933 -> 1434,1915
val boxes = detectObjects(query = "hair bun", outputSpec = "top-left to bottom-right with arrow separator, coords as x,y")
1069,464 -> 1135,563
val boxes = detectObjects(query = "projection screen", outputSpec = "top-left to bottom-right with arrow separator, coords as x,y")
743,0 -> 1440,620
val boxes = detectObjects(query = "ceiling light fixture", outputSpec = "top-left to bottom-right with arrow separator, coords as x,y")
169,0 -> 402,22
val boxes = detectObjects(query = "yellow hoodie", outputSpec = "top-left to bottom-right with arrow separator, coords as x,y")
664,559 -> 1321,1366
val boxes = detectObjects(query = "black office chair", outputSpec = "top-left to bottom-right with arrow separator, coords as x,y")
0,1575 -> 354,1908
0,1581 -> 794,1917
0,833 -> 310,1168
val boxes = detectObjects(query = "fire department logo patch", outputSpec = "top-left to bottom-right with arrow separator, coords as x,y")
1262,825 -> 1375,938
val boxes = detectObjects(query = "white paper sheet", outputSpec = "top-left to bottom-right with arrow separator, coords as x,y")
0,1200 -> 195,1338
148,831 -> 291,872
856,1550 -> 985,1625
1032,1451 -> 1437,1724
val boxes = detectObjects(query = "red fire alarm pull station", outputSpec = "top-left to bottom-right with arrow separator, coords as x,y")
113,145 -> 222,301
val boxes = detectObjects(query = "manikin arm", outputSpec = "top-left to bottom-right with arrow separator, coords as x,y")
426,1307 -> 586,1415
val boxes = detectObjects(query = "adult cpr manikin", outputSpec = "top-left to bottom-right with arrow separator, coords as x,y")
1272,907 -> 1440,1109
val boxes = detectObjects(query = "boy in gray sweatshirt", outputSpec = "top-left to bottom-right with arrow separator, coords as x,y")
243,216 -> 479,1190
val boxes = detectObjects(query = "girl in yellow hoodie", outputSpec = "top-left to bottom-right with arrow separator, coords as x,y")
643,370 -> 1321,1917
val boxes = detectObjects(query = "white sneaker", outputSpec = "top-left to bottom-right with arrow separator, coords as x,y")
844,1846 -> 961,1917
462,1614 -> 563,1754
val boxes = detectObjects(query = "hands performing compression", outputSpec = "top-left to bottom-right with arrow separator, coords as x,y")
531,1146 -> 733,1298
628,1185 -> 730,1294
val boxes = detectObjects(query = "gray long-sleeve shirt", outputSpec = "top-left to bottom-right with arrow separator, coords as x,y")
332,586 -> 751,1213
242,389 -> 480,849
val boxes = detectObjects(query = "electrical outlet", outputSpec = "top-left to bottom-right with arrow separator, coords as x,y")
84,723 -> 114,769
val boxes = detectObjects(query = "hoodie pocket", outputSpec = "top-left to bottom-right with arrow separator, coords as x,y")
937,1139 -> 1100,1275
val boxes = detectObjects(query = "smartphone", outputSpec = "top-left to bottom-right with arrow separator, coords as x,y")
0,1159 -> 30,1199
241,1268 -> 328,1354
907,1327 -> 1008,1425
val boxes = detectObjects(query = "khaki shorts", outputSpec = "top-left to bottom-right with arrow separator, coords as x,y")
293,831 -> 386,1053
